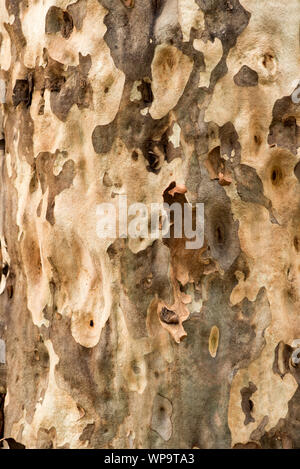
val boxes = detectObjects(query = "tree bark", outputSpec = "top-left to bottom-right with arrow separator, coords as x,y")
0,0 -> 300,449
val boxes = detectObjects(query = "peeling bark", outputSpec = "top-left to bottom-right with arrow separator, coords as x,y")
0,0 -> 300,449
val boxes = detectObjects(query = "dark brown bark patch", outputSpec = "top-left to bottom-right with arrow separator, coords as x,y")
45,6 -> 74,39
160,307 -> 179,325
240,381 -> 257,425
268,96 -> 300,155
92,121 -> 117,155
35,151 -> 75,225
234,65 -> 258,87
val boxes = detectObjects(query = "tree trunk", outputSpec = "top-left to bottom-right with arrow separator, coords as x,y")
0,0 -> 300,449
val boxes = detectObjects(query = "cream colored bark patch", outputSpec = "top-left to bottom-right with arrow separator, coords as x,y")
178,0 -> 204,42
150,45 -> 193,120
168,122 -> 181,148
130,81 -> 142,102
228,331 -> 298,446
194,38 -> 223,88
0,3 -> 11,71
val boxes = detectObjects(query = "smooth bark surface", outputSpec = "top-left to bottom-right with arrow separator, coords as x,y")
0,0 -> 300,449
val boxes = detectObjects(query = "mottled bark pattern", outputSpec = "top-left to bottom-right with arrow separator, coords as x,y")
0,0 -> 299,449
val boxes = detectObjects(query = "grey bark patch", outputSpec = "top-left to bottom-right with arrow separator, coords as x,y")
197,0 -> 251,50
48,53 -> 92,121
198,178 -> 240,271
234,65 -> 258,87
250,415 -> 269,441
205,146 -> 225,178
67,0 -> 87,31
268,96 -> 300,155
235,164 -> 278,224
109,74 -> 182,173
12,77 -> 33,107
167,267 -> 265,448
238,288 -> 269,320
1,285 -> 50,429
219,121 -> 241,167
120,240 -> 173,339
186,152 -> 202,199
118,100 -> 177,173
99,0 -> 155,80
240,381 -> 257,425
151,394 -> 172,441
80,423 -> 95,443
0,340 -> 5,364
92,121 -> 117,154
49,316 -> 129,448
235,164 -> 267,205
